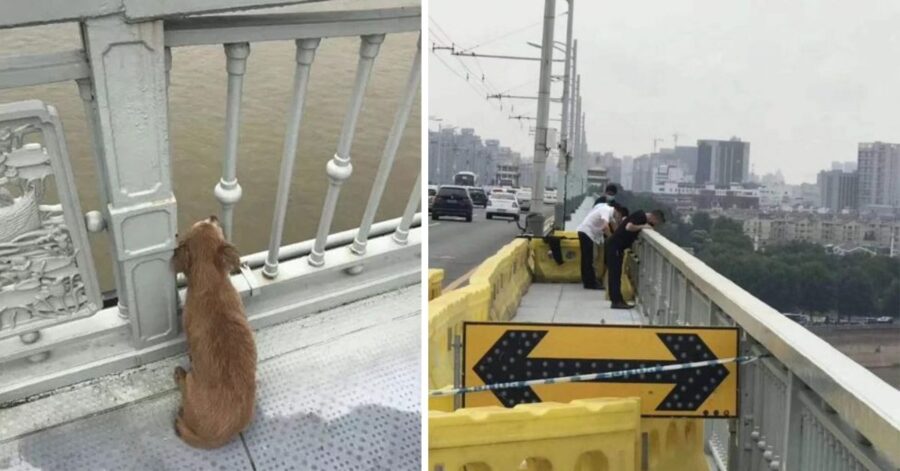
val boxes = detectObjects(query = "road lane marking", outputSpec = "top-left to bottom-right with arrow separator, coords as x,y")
429,222 -> 440,227
445,265 -> 479,292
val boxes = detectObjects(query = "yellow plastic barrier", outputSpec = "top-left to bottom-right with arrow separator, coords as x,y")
469,239 -> 531,321
530,230 -> 608,285
428,239 -> 532,411
530,231 -> 581,283
429,269 -> 444,300
640,418 -> 706,471
429,398 -> 641,471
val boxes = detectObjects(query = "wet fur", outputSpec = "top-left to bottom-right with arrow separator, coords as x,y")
172,219 -> 257,449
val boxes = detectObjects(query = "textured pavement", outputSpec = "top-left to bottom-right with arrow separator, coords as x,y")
0,287 -> 421,471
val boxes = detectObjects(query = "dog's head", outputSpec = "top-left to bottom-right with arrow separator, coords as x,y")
173,215 -> 241,275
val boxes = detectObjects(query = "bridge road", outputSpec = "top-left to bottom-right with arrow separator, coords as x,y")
428,206 -> 554,288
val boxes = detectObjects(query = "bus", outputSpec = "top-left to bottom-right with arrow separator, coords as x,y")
453,171 -> 476,187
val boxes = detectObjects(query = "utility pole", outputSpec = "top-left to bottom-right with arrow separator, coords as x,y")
429,116 -> 443,184
573,76 -> 582,195
527,0 -> 557,236
555,0 -> 574,229
569,40 -> 578,151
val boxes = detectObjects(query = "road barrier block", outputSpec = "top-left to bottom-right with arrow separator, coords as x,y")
429,269 -> 444,300
640,418 -> 706,471
531,231 -> 589,283
469,238 -> 530,321
429,239 -> 533,412
429,398 -> 641,471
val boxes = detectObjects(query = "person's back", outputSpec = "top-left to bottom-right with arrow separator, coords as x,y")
608,209 -> 648,250
577,203 -> 614,244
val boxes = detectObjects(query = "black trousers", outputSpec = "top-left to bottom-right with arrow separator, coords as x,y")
578,231 -> 598,288
606,243 -> 625,303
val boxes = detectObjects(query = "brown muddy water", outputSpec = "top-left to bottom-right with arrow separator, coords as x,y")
0,15 -> 420,291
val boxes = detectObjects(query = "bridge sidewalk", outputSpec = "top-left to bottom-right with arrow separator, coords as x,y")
513,283 -> 641,325
0,287 -> 421,470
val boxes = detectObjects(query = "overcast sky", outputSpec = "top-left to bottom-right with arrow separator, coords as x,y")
429,0 -> 900,184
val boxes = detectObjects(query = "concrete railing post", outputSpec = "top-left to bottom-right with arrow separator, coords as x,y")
216,42 -> 250,242
392,173 -> 421,245
82,15 -> 178,347
263,38 -> 321,279
351,35 -> 420,256
309,34 -> 385,267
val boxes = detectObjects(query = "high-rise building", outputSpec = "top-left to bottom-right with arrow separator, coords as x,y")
631,155 -> 653,192
674,146 -> 698,178
817,169 -> 858,212
696,138 -> 750,185
858,142 -> 900,210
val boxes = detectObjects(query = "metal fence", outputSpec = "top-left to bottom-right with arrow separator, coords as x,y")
635,230 -> 900,470
0,1 -> 421,403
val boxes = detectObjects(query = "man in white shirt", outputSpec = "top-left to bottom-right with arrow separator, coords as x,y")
576,201 -> 615,290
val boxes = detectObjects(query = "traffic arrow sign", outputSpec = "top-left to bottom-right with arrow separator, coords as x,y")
463,322 -> 739,418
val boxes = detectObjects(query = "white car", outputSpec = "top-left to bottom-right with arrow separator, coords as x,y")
486,193 -> 519,220
543,190 -> 558,204
515,190 -> 532,212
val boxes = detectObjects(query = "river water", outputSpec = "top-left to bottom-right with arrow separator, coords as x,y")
0,6 -> 420,291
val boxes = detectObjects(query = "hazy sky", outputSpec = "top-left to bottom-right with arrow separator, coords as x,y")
429,0 -> 900,184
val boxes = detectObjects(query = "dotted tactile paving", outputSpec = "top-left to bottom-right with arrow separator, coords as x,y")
0,287 -> 421,471
0,392 -> 253,470
243,315 -> 421,470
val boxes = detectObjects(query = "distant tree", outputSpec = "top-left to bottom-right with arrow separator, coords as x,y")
836,268 -> 877,319
691,212 -> 712,232
880,279 -> 900,318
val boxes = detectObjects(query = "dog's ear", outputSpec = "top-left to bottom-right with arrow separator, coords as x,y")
217,242 -> 241,273
173,241 -> 190,274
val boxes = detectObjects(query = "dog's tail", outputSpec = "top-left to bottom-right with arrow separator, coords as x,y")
175,415 -> 227,449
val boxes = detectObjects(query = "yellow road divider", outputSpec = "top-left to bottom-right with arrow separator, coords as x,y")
429,398 -> 641,471
429,269 -> 444,300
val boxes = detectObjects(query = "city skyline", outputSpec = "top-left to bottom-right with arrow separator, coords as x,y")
430,0 -> 900,185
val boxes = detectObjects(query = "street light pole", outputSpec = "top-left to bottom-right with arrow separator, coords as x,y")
527,0 -> 557,236
555,0 -> 574,229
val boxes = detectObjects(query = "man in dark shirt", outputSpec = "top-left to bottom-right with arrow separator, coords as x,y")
604,209 -> 666,309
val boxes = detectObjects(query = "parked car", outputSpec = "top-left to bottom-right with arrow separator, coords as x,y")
486,193 -> 519,220
431,185 -> 473,222
516,190 -> 532,212
428,185 -> 438,212
467,187 -> 488,208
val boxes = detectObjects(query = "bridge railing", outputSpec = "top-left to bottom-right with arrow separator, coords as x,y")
0,2 -> 420,403
635,230 -> 900,470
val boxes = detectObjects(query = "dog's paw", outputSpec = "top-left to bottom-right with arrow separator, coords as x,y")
174,366 -> 187,384
174,419 -> 181,437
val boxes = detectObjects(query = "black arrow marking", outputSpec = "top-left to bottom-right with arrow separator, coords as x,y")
472,329 -> 730,411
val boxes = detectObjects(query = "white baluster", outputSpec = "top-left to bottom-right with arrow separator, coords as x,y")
392,173 -> 421,245
215,42 -> 250,241
263,38 -> 321,279
308,34 -> 385,267
351,36 -> 420,256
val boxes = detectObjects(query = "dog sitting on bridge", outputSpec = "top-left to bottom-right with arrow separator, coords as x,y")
172,215 -> 257,449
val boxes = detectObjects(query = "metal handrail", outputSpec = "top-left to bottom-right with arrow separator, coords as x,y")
640,229 -> 900,466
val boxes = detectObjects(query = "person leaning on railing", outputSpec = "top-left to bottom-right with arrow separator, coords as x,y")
576,198 -> 614,290
605,208 -> 665,309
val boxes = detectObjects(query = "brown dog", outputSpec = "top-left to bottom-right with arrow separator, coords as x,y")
172,216 -> 257,449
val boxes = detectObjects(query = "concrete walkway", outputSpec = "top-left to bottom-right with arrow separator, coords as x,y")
513,283 -> 642,325
0,287 -> 421,470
